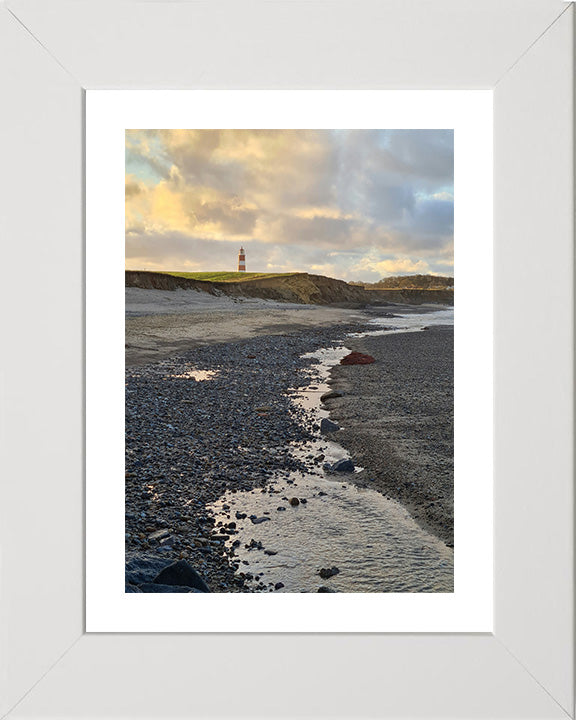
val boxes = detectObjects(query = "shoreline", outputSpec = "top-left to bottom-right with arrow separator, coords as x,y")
125,322 -> 371,592
327,327 -> 454,547
125,299 -> 453,591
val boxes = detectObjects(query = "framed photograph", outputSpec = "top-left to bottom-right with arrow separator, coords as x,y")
1,1 -> 573,718
87,90 -> 492,633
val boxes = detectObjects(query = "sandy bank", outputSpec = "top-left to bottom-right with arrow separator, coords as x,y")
126,288 -> 367,366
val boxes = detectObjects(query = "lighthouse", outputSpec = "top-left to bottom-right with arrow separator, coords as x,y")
238,247 -> 246,272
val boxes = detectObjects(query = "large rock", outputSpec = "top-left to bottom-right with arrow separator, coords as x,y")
331,458 -> 355,473
320,418 -> 340,434
125,553 -> 172,586
340,352 -> 375,365
152,559 -> 211,593
318,567 -> 340,580
320,390 -> 343,402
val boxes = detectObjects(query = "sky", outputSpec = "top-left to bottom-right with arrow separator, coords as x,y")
125,129 -> 453,282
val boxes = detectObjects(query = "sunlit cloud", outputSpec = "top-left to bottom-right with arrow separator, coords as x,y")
126,129 -> 453,280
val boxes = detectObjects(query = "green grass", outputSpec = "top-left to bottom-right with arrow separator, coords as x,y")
164,271 -> 299,283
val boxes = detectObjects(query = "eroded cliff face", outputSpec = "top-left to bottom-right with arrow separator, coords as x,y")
362,288 -> 454,305
221,273 -> 369,306
125,271 -> 453,306
125,271 -> 220,294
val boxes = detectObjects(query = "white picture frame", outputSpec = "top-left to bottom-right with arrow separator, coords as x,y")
0,1 -> 573,718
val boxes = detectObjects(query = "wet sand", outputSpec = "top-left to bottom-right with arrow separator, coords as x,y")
327,327 -> 454,546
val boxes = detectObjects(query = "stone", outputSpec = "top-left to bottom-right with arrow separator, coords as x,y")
289,497 -> 300,506
320,418 -> 340,434
125,553 -> 171,586
125,583 -> 142,593
147,529 -> 171,542
331,458 -> 355,473
320,390 -> 343,402
275,582 -> 285,590
250,516 -> 271,524
318,567 -> 340,579
264,549 -> 278,556
340,351 -> 375,365
317,586 -> 337,593
152,559 -> 211,592
277,506 -> 286,511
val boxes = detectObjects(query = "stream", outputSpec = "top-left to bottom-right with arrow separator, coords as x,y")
208,307 -> 454,593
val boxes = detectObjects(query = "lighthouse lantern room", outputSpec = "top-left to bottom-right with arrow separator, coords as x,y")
238,247 -> 246,272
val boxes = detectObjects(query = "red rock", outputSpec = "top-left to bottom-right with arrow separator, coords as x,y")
340,351 -> 375,365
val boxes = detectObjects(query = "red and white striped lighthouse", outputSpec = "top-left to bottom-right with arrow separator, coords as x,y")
238,247 -> 246,272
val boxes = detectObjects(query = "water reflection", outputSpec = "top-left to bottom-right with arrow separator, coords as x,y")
169,368 -> 220,381
208,309 -> 454,593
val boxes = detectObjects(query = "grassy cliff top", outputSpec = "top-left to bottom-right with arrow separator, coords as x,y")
165,271 -> 299,283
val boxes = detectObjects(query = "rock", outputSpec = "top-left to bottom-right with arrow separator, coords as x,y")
254,406 -> 272,412
320,418 -> 340,434
317,586 -> 337,593
125,553 -> 171,585
289,497 -> 300,506
235,512 -> 247,520
320,390 -> 343,402
300,498 -> 307,504
277,506 -> 286,511
125,583 -> 142,593
139,583 -> 203,593
152,559 -> 211,592
147,529 -> 171,542
331,458 -> 355,473
340,351 -> 375,365
250,516 -> 271,524
264,549 -> 278,556
275,582 -> 285,590
318,567 -> 340,579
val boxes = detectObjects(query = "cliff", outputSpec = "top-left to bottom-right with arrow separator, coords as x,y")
125,271 -> 453,306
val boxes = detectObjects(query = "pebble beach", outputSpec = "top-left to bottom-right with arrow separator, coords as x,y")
125,290 -> 454,593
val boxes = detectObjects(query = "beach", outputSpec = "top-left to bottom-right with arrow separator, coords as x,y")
327,328 -> 454,547
125,289 -> 454,593
126,287 -> 367,366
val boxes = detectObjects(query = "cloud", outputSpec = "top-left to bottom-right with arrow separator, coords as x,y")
125,129 -> 454,280
350,252 -> 431,280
